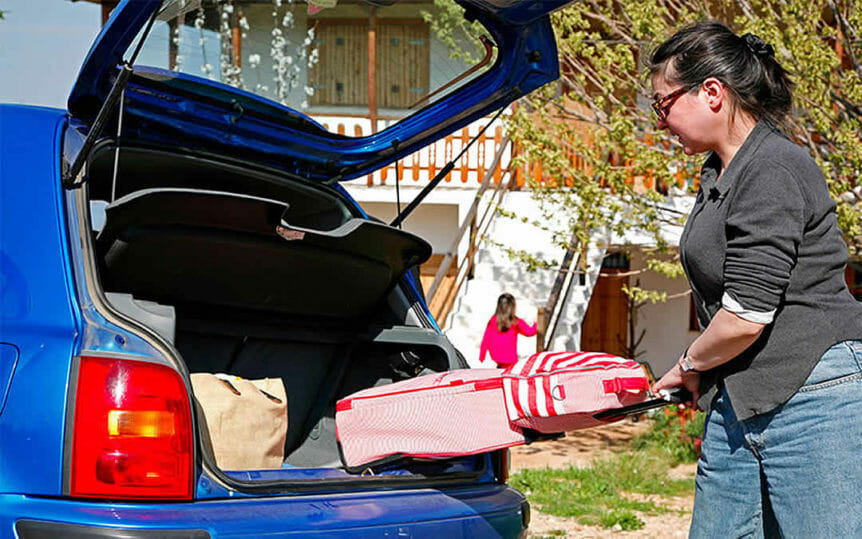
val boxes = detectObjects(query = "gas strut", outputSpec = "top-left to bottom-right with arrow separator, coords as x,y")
390,105 -> 506,228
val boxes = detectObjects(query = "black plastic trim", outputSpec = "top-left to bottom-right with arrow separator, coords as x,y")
16,520 -> 209,539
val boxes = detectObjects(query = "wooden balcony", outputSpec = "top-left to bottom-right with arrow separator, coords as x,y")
315,114 -> 699,192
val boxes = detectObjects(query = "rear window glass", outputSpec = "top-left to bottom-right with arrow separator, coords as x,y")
132,0 -> 496,137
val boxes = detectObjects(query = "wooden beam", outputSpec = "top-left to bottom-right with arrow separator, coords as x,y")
367,7 -> 378,133
232,8 -> 243,68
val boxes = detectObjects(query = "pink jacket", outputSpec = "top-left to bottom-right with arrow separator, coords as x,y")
479,316 -> 537,367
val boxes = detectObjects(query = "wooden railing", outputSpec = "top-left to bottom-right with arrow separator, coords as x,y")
317,115 -> 698,192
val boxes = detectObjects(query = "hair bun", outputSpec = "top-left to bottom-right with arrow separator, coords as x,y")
742,33 -> 775,58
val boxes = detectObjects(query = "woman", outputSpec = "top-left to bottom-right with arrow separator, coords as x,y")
649,21 -> 862,537
479,293 -> 537,367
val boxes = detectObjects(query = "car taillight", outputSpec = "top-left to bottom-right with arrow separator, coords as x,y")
70,356 -> 194,500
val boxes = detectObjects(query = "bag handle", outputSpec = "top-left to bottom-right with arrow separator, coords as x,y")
602,377 -> 649,395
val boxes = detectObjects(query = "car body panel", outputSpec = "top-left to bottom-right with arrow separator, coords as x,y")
0,105 -> 520,536
0,344 -> 19,416
0,106 -> 80,495
2,485 -> 526,537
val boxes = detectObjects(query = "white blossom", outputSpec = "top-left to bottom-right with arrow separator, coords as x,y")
307,48 -> 319,67
193,9 -> 205,29
248,54 -> 261,67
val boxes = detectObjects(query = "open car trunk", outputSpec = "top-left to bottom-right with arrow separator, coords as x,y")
84,143 -> 478,486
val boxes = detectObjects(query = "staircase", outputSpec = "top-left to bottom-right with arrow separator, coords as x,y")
443,191 -> 608,367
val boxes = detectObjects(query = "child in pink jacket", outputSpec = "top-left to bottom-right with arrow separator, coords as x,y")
479,293 -> 537,367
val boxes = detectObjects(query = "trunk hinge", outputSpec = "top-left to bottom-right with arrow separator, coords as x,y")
63,4 -> 162,188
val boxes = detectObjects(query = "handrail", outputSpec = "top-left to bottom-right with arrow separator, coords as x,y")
536,232 -> 584,352
426,136 -> 511,301
432,167 -> 514,324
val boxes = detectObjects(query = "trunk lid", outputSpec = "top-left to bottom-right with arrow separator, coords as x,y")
67,0 -> 574,182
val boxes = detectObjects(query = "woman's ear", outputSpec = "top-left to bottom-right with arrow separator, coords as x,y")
701,77 -> 724,112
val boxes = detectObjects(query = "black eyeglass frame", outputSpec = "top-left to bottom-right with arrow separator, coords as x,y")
651,85 -> 693,121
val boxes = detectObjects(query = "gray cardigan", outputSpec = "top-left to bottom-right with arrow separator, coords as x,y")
680,119 -> 862,420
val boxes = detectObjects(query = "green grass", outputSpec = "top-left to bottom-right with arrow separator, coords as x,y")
510,412 -> 704,531
509,451 -> 694,530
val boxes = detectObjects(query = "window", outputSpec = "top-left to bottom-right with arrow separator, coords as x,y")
309,19 -> 430,109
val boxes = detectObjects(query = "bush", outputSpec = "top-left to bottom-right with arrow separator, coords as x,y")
632,406 -> 705,465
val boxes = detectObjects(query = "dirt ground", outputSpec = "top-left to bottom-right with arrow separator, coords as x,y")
510,419 -> 697,538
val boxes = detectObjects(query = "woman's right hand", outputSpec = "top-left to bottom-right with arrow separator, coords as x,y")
652,363 -> 700,409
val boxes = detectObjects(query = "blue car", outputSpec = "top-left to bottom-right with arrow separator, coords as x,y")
0,0 -> 572,536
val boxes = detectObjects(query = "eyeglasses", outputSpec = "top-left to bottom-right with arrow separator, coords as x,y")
651,85 -> 692,121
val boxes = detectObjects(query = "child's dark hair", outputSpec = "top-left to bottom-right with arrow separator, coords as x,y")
650,21 -> 793,125
495,293 -> 517,332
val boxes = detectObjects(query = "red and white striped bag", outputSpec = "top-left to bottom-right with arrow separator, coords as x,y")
335,369 -> 527,470
501,351 -> 650,433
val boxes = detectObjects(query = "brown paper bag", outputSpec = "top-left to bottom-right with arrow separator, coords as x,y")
191,373 -> 288,470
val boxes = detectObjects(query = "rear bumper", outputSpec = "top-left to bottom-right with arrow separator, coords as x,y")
4,485 -> 528,538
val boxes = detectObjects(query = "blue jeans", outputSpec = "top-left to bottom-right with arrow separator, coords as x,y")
689,340 -> 862,539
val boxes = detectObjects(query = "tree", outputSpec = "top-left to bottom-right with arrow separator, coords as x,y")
505,0 -> 861,276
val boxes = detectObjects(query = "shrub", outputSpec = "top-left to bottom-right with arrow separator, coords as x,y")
632,406 -> 705,465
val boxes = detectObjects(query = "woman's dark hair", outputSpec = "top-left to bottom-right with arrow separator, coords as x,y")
650,21 -> 793,124
495,293 -> 517,332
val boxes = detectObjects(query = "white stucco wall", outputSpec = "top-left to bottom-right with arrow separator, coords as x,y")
347,180 -> 701,374
344,184 -> 480,258
357,199 -> 459,254
627,250 -> 699,378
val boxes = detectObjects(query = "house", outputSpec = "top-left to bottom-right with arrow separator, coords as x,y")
75,0 -> 860,377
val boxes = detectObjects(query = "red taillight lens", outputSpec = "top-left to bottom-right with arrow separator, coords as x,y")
70,356 -> 194,500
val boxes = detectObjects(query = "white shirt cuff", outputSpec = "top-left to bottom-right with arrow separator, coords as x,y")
722,291 -> 775,324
